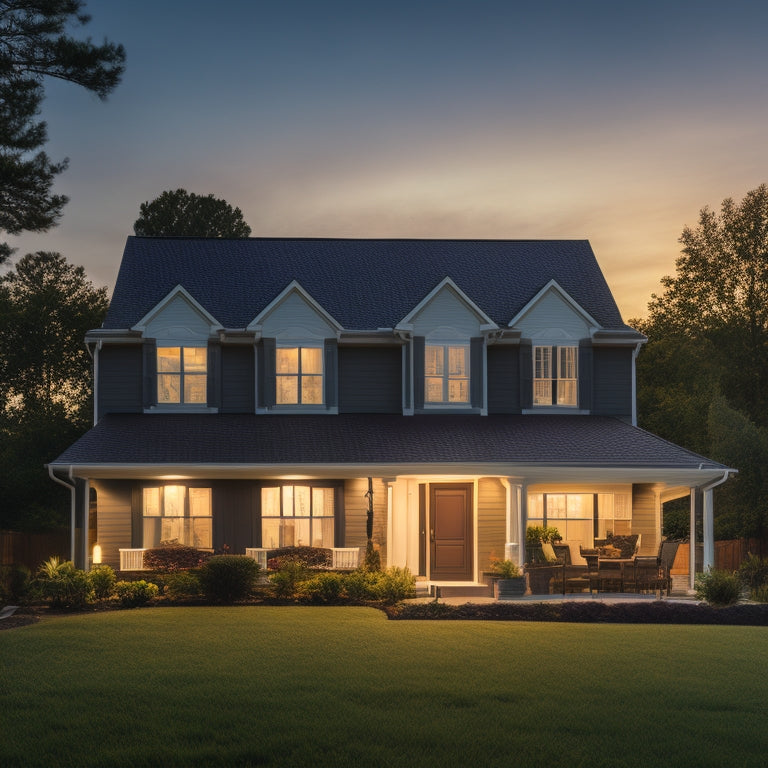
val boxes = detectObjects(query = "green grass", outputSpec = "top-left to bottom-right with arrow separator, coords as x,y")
2,607 -> 767,767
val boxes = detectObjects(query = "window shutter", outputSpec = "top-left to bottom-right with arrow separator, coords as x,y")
519,340 -> 533,409
262,338 -> 276,407
324,339 -> 338,409
470,336 -> 484,409
413,336 -> 425,410
578,341 -> 592,411
207,341 -> 221,409
142,341 -> 157,408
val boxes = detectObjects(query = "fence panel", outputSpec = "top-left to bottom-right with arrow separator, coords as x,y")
0,530 -> 69,571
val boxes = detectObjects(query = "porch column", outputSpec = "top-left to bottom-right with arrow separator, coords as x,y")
703,488 -> 715,572
501,479 -> 523,566
689,488 -> 697,591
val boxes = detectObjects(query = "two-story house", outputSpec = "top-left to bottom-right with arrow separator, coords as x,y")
49,237 -> 732,590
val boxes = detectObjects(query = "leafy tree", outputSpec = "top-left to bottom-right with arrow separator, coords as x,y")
0,251 -> 108,530
0,0 -> 126,263
133,189 -> 252,237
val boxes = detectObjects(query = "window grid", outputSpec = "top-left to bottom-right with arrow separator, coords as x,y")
276,346 -> 324,405
157,346 -> 207,404
425,344 -> 469,404
533,345 -> 577,407
261,485 -> 335,549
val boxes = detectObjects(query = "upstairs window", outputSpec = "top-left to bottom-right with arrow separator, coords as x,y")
425,344 -> 469,404
157,346 -> 207,404
533,345 -> 577,406
276,346 -> 324,405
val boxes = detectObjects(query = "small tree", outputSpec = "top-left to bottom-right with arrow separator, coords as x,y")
133,189 -> 252,237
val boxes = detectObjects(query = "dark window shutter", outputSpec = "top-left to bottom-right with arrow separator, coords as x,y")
262,338 -> 276,407
413,336 -> 425,410
519,340 -> 533,409
578,341 -> 592,411
470,337 -> 484,409
142,341 -> 156,407
324,339 -> 338,409
207,341 -> 221,409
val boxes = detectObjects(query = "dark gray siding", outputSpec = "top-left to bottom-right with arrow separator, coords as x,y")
592,347 -> 633,420
97,345 -> 143,419
338,346 -> 402,413
212,481 -> 259,552
487,345 -> 521,414
220,345 -> 255,413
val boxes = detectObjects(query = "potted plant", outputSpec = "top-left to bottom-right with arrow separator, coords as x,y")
489,558 -> 526,599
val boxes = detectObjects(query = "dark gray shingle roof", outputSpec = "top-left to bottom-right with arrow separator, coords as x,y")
103,238 -> 631,331
51,414 -> 726,469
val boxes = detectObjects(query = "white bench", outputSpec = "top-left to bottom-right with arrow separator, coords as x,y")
245,547 -> 361,570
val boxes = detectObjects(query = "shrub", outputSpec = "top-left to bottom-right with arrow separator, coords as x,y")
738,554 -> 768,593
363,541 -> 381,572
143,545 -> 211,572
164,570 -> 201,601
1,564 -> 32,603
266,546 -> 331,570
342,569 -> 379,601
695,569 -> 742,606
114,580 -> 159,608
300,572 -> 344,603
753,584 -> 768,603
525,525 -> 561,544
269,560 -> 308,599
373,567 -> 416,603
36,557 -> 92,609
88,564 -> 116,600
198,555 -> 259,604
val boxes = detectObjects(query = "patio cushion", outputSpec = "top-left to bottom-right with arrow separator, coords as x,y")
607,534 -> 639,558
541,542 -> 558,562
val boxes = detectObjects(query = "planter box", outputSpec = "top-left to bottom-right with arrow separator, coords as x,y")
494,577 -> 526,599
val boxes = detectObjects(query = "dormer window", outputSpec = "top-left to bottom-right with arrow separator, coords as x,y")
157,346 -> 207,404
276,346 -> 324,405
533,345 -> 577,406
425,344 -> 470,404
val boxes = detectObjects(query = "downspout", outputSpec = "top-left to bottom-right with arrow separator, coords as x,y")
85,340 -> 102,426
48,465 -> 76,562
694,470 -> 732,589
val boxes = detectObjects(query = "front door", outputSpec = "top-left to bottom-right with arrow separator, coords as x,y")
430,483 -> 473,580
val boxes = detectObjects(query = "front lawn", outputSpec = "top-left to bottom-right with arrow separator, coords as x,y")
2,607 -> 766,767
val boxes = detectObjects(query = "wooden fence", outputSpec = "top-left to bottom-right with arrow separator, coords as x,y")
715,538 -> 767,571
0,530 -> 69,572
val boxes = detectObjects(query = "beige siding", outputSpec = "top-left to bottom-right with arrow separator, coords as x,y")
477,477 -> 506,574
632,484 -> 659,555
93,480 -> 133,569
343,478 -> 388,565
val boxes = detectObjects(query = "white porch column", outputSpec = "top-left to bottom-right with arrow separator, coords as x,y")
82,479 -> 90,569
703,488 -> 715,572
689,488 -> 696,591
501,479 -> 523,566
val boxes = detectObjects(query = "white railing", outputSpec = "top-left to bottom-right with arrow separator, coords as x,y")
245,547 -> 360,570
119,548 -> 147,571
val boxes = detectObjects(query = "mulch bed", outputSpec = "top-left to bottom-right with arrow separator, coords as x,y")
384,599 -> 768,624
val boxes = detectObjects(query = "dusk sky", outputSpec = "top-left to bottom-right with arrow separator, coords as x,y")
7,0 -> 768,321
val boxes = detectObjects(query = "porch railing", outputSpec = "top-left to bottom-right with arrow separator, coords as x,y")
119,548 -> 148,571
244,547 -> 361,570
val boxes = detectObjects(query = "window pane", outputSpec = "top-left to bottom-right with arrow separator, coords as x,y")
294,486 -> 311,516
276,348 -> 299,374
157,347 -> 180,372
425,346 -> 444,376
557,380 -> 577,406
262,487 -> 280,517
559,346 -> 577,379
158,373 -> 181,403
533,380 -> 552,405
190,518 -> 212,548
262,518 -> 281,549
301,375 -> 323,404
163,486 -> 185,517
301,347 -> 323,374
143,488 -> 160,516
312,488 -> 334,516
425,377 -> 443,402
189,488 -> 212,517
566,494 -> 592,519
282,486 -> 294,516
184,374 -> 207,404
534,347 -> 551,378
547,494 -> 566,518
313,517 -> 335,548
528,493 -> 544,520
448,378 -> 469,403
276,375 -> 298,404
184,347 -> 207,373
448,346 -> 467,376
143,517 -> 161,547
161,516 -> 184,545
294,518 -> 311,547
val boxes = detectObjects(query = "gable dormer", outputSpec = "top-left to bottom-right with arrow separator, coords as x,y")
249,282 -> 342,413
133,286 -> 222,413
398,278 -> 497,415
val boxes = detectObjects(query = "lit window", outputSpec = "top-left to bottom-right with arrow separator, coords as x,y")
157,346 -> 207,404
261,485 -> 335,549
143,486 -> 212,548
533,345 -> 577,406
425,344 -> 469,404
276,347 -> 323,405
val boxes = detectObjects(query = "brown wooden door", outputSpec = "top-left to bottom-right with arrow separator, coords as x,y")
430,484 -> 473,580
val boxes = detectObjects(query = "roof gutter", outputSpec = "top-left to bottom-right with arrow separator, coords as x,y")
48,465 -> 76,563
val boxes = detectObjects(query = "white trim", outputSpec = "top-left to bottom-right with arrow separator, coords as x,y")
507,279 -> 600,331
247,280 -> 343,333
396,277 -> 498,330
132,285 -> 223,335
